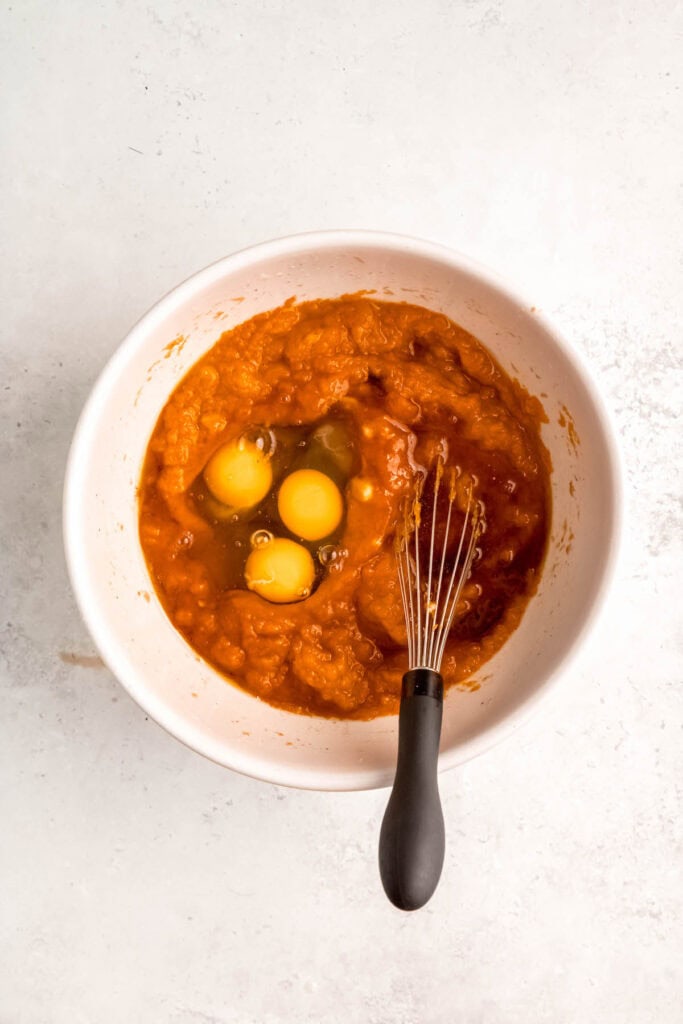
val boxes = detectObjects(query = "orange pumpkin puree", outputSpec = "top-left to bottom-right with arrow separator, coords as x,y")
139,297 -> 551,719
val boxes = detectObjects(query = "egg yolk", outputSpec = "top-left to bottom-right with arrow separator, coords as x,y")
245,538 -> 315,604
278,469 -> 343,541
203,438 -> 272,509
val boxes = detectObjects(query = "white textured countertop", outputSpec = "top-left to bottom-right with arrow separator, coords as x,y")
1,1 -> 681,1020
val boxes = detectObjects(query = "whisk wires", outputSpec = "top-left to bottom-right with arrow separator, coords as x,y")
395,461 -> 484,673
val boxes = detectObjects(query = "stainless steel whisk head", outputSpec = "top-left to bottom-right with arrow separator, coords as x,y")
395,460 -> 485,673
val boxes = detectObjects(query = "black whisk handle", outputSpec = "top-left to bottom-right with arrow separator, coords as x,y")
379,668 -> 445,911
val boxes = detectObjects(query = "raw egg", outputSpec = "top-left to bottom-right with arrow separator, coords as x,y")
203,438 -> 272,509
278,469 -> 343,541
245,537 -> 315,604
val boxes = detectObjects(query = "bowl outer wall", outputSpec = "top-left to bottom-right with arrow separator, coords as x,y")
63,230 -> 623,791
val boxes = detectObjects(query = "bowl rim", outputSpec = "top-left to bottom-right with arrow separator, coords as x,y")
63,229 -> 624,791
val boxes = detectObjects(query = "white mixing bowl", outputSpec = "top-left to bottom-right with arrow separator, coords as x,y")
63,231 -> 621,790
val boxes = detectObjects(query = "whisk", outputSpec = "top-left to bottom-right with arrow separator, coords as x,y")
379,461 -> 484,911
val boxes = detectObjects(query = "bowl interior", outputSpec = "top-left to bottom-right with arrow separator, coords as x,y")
64,234 -> 619,790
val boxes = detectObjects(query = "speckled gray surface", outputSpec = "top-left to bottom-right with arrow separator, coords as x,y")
1,1 -> 682,1020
